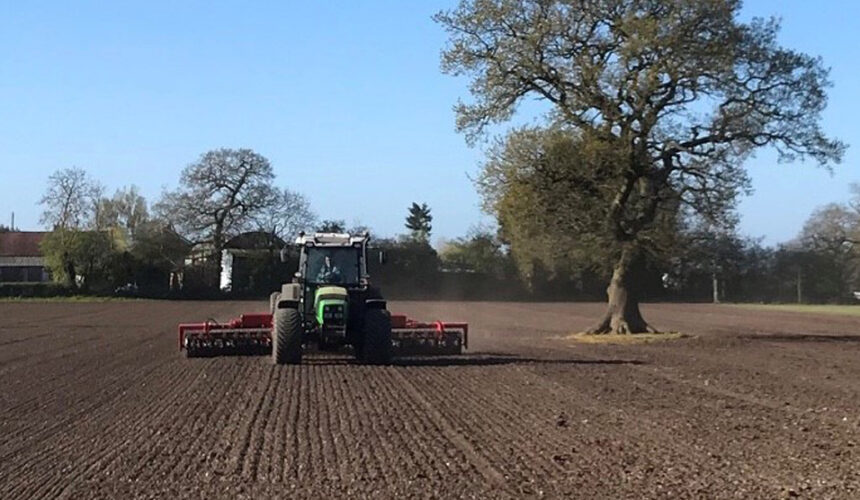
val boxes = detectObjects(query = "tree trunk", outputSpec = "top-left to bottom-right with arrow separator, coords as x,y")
712,272 -> 720,304
63,252 -> 77,290
587,247 -> 655,334
796,268 -> 803,304
213,223 -> 224,290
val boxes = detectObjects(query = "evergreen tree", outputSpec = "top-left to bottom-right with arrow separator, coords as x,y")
405,203 -> 433,241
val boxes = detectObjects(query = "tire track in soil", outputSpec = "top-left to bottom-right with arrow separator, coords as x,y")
387,367 -> 510,492
278,366 -> 302,485
254,365 -> 291,484
235,363 -> 278,480
202,362 -> 279,485
162,361 -> 256,485
372,364 -> 493,496
160,363 -> 247,481
353,365 -> 437,493
334,365 -> 395,491
319,361 -> 365,490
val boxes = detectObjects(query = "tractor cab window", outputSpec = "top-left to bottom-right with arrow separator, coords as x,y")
307,248 -> 360,285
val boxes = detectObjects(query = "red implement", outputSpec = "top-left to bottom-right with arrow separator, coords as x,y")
178,312 -> 467,357
389,314 -> 468,355
179,313 -> 273,357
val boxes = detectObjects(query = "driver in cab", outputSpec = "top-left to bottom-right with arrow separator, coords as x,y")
316,255 -> 342,283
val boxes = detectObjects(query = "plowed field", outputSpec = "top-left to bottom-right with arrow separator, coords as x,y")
2,301 -> 860,498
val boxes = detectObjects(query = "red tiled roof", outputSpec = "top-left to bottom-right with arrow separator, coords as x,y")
0,232 -> 48,257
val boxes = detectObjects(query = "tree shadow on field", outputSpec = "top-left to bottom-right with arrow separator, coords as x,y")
737,333 -> 860,344
300,352 -> 645,367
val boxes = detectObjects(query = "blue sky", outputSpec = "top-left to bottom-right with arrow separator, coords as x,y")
0,1 -> 856,245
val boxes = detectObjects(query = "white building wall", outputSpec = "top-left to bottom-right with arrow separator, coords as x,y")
220,250 -> 234,292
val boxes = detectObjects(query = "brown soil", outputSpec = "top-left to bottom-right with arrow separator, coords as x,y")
2,300 -> 860,498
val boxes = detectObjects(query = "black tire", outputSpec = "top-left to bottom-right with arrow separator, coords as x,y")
272,308 -> 303,365
360,309 -> 392,365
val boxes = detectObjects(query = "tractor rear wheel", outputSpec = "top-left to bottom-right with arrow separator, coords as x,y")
360,309 -> 392,365
272,308 -> 302,365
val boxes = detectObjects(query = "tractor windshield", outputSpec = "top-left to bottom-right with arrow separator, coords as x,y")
306,247 -> 361,285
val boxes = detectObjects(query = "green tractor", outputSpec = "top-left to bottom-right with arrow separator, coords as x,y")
269,232 -> 392,365
178,231 -> 467,361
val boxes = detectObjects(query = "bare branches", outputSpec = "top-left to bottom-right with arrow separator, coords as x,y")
39,167 -> 103,230
253,188 -> 316,242
155,148 -> 279,252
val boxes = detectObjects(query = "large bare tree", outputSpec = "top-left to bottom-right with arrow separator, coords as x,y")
39,167 -> 101,230
39,167 -> 104,287
156,148 -> 279,270
437,0 -> 845,333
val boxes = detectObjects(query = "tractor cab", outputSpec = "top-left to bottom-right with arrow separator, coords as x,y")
298,233 -> 367,288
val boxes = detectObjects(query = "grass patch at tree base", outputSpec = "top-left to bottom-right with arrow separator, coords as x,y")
730,304 -> 860,317
564,332 -> 689,344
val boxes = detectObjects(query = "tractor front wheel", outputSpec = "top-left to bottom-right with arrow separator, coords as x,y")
360,309 -> 392,365
272,308 -> 303,365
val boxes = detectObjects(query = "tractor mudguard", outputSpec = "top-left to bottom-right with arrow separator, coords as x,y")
278,283 -> 301,309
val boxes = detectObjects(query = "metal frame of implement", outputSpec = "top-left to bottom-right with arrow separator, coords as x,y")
179,313 -> 273,357
389,314 -> 468,355
178,312 -> 468,357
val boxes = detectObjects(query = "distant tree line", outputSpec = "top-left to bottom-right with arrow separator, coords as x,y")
35,149 -> 315,295
25,146 -> 858,303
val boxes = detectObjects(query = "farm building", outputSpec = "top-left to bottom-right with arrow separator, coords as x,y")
0,231 -> 51,282
219,231 -> 287,293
